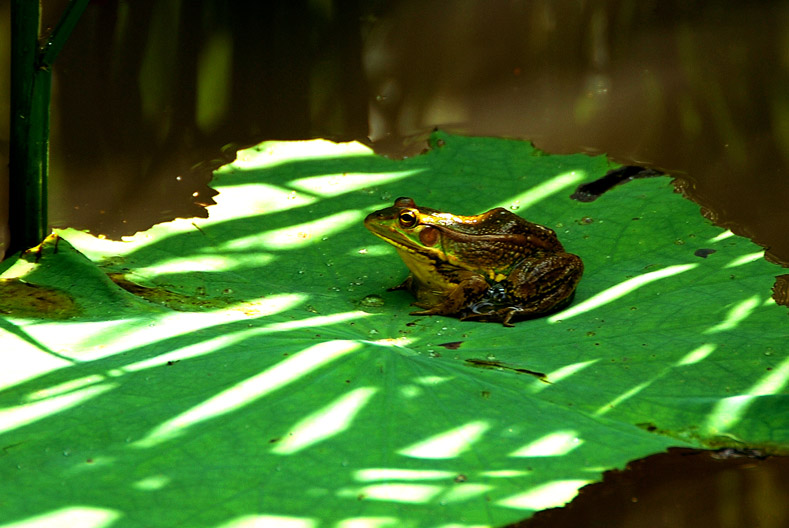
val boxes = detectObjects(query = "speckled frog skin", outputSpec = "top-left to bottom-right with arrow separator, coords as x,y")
364,197 -> 583,326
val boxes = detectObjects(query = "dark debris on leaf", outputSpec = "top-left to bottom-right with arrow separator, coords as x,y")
571,165 -> 665,202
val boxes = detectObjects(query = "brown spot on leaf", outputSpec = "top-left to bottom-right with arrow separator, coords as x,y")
0,279 -> 80,319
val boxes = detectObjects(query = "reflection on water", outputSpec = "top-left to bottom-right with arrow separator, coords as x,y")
364,0 -> 789,266
1,0 -> 787,266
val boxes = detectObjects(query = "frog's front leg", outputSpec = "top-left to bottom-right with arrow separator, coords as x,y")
505,253 -> 584,318
410,273 -> 489,317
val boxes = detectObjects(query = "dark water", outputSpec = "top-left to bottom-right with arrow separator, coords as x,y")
512,449 -> 789,528
2,0 -> 788,267
0,1 -> 787,525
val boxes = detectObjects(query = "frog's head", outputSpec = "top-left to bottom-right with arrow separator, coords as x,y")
364,197 -> 462,263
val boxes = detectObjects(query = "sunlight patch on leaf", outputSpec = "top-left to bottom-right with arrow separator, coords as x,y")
496,479 -> 590,510
398,421 -> 490,459
709,230 -> 734,242
57,222 -> 203,258
354,468 -> 456,481
528,360 -> 599,393
398,384 -> 423,399
0,383 -> 116,435
132,252 -> 275,276
24,375 -> 106,402
705,355 -> 789,434
433,525 -> 490,528
597,344 -> 718,415
0,507 -> 121,528
482,470 -> 531,478
120,327 -> 265,372
216,515 -> 317,528
724,251 -> 764,268
338,483 -> 443,503
132,340 -> 362,448
209,183 -> 316,220
550,264 -> 698,322
54,228 -> 141,258
595,381 -> 651,416
220,210 -> 364,251
367,336 -> 416,349
335,518 -> 400,528
8,319 -> 148,363
231,138 -> 372,169
0,344 -> 75,391
509,430 -> 583,457
493,171 -> 587,212
272,387 -> 379,454
703,295 -> 760,334
676,344 -> 717,366
440,483 -> 495,503
131,475 -> 171,491
72,294 -> 306,360
289,170 -> 423,197
413,375 -> 454,386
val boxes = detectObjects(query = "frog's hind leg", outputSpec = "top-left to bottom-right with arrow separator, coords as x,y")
506,253 -> 583,318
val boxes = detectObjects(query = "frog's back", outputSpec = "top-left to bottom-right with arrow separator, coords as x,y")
462,208 -> 564,252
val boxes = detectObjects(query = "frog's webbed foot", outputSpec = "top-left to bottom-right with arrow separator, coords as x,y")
460,306 -> 522,327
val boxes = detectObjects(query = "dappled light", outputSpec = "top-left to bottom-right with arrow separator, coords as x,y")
271,387 -> 378,454
334,518 -> 401,528
131,253 -> 276,275
705,355 -> 789,434
132,340 -> 361,448
220,209 -> 367,251
354,468 -> 456,481
338,483 -> 444,504
131,475 -> 171,491
0,132 -> 785,527
550,263 -> 697,322
703,295 -> 761,334
595,380 -> 653,417
510,430 -> 584,457
724,251 -> 766,268
527,360 -> 600,394
594,342 -> 718,416
289,169 -> 423,197
0,382 -> 115,435
70,293 -> 307,361
492,170 -> 587,211
496,480 -> 592,510
209,183 -> 318,220
215,516 -> 316,528
675,344 -> 717,366
398,421 -> 490,459
0,508 -> 120,528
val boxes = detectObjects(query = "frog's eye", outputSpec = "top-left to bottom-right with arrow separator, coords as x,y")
399,210 -> 418,228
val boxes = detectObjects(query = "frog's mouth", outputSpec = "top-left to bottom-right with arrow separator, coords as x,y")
368,230 -> 444,262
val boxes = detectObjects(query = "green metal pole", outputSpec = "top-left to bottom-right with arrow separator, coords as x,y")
8,0 -> 45,255
7,0 -> 89,257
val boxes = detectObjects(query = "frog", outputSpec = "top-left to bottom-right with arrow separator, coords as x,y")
364,197 -> 583,326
